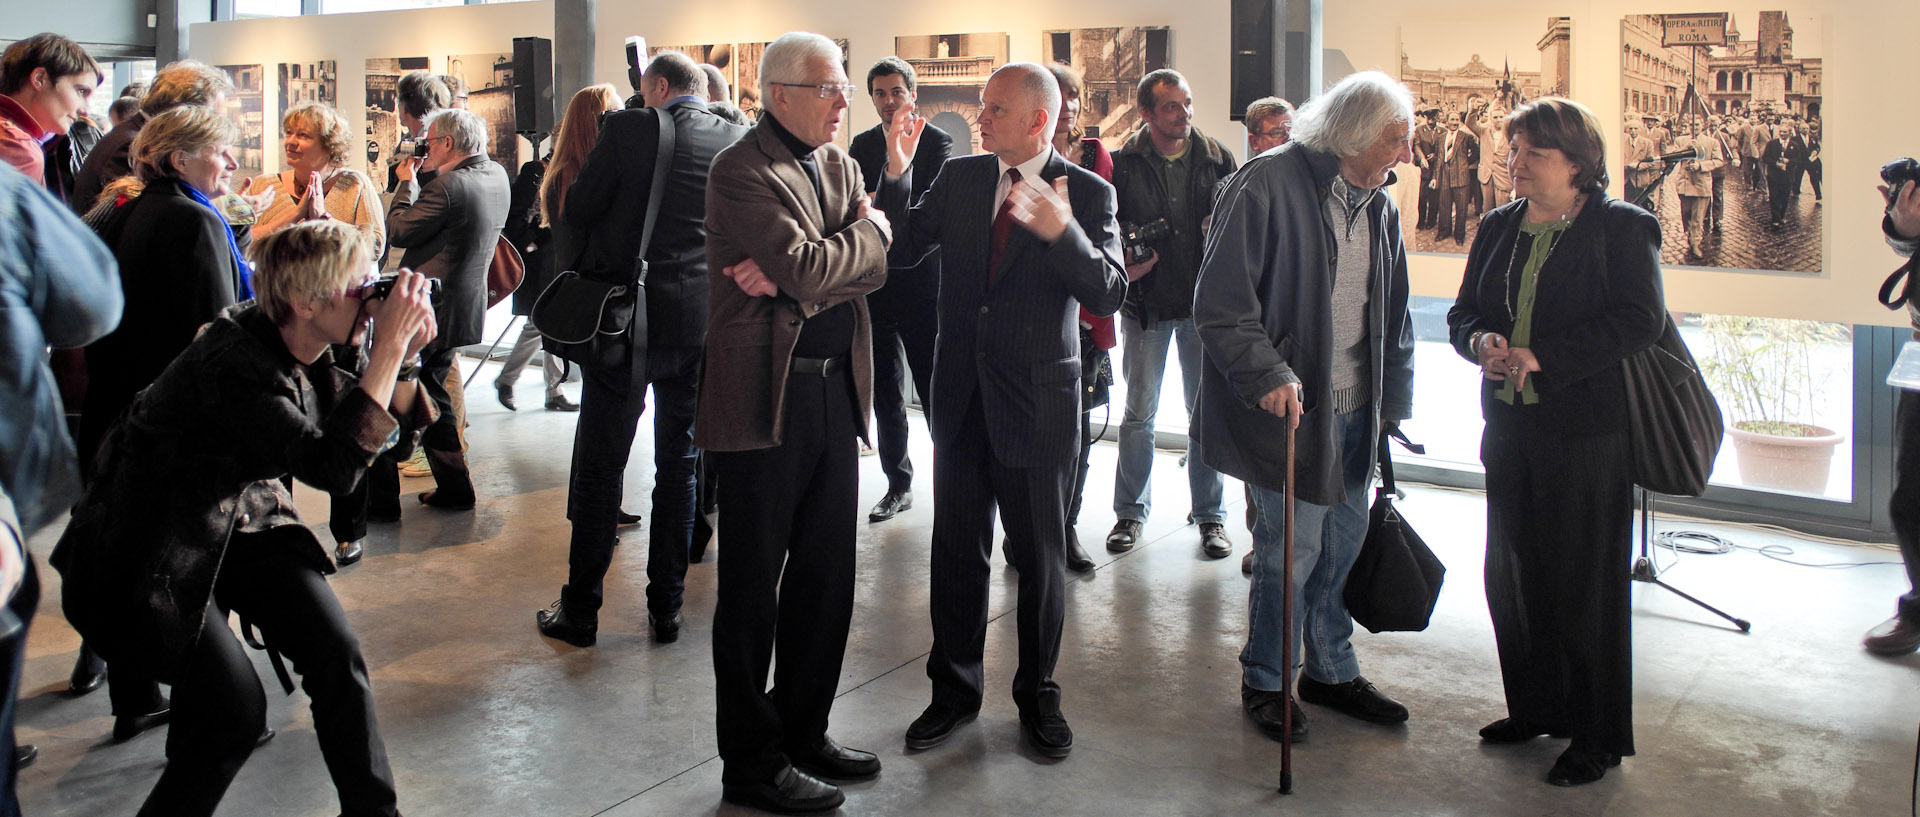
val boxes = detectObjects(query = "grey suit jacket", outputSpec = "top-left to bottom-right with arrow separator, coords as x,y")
387,153 -> 510,347
879,149 -> 1127,468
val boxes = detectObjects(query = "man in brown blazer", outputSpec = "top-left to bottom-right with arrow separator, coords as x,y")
695,31 -> 891,816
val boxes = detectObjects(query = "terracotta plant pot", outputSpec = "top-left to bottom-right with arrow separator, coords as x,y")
1726,423 -> 1845,494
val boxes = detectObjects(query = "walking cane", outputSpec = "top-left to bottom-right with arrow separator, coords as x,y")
1279,419 -> 1295,795
462,315 -> 523,390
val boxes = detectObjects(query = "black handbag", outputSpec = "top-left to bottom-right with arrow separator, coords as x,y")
533,108 -> 676,363
1621,315 -> 1724,497
1344,428 -> 1446,634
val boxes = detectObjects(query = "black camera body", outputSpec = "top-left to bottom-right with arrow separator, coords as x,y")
1884,157 -> 1920,211
1121,218 -> 1170,266
365,273 -> 442,301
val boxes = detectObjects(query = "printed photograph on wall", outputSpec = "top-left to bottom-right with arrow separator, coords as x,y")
446,52 -> 526,180
1040,26 -> 1171,152
649,43 -> 735,104
1619,12 -> 1823,273
277,60 -> 337,133
215,64 -> 265,179
364,56 -> 430,181
1398,17 -> 1572,255
892,32 -> 1008,157
733,38 -> 852,148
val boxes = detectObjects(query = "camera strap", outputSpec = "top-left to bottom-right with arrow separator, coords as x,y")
631,107 -> 678,288
1880,256 -> 1917,311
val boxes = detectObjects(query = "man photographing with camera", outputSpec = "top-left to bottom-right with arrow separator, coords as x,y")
1867,159 -> 1920,656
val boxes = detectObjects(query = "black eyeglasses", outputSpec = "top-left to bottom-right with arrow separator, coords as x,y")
775,82 -> 855,100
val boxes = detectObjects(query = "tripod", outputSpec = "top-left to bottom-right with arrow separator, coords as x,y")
1629,488 -> 1751,632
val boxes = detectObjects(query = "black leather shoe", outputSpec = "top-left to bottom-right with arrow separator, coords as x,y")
113,705 -> 172,742
1106,519 -> 1142,553
904,704 -> 979,750
1199,522 -> 1232,558
496,383 -> 517,411
617,510 -> 642,526
1242,683 -> 1307,742
1296,674 -> 1409,724
721,766 -> 844,815
650,610 -> 684,644
69,647 -> 105,696
545,394 -> 580,412
1065,526 -> 1094,572
1479,717 -> 1568,744
787,734 -> 880,782
334,539 -> 364,566
868,489 -> 912,523
536,600 -> 597,647
1865,615 -> 1920,655
1020,712 -> 1074,758
419,490 -> 476,511
12,745 -> 34,770
1240,550 -> 1255,576
1547,746 -> 1621,787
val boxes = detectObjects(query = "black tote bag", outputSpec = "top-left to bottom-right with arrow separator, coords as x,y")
1621,315 -> 1723,497
1344,429 -> 1446,634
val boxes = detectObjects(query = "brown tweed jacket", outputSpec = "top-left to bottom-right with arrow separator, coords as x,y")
695,118 -> 889,452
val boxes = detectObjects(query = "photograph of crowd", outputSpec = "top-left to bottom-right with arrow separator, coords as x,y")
1618,12 -> 1823,273
1040,26 -> 1171,152
364,56 -> 430,180
892,32 -> 1008,156
215,64 -> 265,178
1398,17 -> 1572,255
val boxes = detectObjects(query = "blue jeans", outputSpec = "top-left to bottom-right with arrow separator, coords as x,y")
1241,407 -> 1373,691
1112,316 -> 1225,525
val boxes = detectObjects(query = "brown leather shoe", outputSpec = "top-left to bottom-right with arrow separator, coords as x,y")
1864,615 -> 1920,655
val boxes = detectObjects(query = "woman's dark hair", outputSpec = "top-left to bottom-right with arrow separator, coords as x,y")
1503,97 -> 1609,194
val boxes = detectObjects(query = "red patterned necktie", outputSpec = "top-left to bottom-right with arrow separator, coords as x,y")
988,168 -> 1023,282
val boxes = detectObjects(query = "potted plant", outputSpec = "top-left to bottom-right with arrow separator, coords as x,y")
1698,314 -> 1849,494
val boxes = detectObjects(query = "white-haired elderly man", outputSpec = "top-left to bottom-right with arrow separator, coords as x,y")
384,107 -> 508,513
700,31 -> 891,815
1192,70 -> 1416,744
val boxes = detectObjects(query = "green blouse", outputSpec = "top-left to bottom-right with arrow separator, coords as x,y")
1496,217 -> 1572,405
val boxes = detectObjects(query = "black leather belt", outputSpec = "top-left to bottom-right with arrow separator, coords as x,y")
789,355 -> 845,377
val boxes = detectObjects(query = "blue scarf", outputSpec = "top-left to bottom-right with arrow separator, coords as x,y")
178,180 -> 253,300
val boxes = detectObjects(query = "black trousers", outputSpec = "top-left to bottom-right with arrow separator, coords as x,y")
139,536 -> 397,817
1417,169 -> 1437,227
1709,172 -> 1728,228
1890,390 -> 1920,621
562,339 -> 701,619
1767,169 -> 1793,222
710,367 -> 858,784
369,342 -> 471,508
868,291 -> 937,494
1437,183 -> 1471,243
1482,420 -> 1636,758
1807,159 -> 1823,198
927,396 -> 1071,718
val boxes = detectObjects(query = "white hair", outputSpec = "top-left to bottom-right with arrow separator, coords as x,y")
759,32 -> 842,100
427,108 -> 488,155
1290,70 -> 1415,159
993,62 -> 1061,126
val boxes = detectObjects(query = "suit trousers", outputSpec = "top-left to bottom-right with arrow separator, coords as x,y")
868,290 -> 938,493
1417,169 -> 1438,227
1767,169 -> 1793,223
1889,390 -> 1920,621
139,535 -> 397,817
372,343 -> 473,506
1482,420 -> 1636,758
1437,183 -> 1472,243
1709,173 -> 1728,229
927,396 -> 1072,718
710,368 -> 858,784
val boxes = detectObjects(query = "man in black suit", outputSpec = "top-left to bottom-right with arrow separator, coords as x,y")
535,51 -> 749,648
876,62 -> 1126,758
848,57 -> 950,524
384,107 -> 510,511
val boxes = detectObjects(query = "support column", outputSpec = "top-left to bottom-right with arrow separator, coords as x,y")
554,0 -> 595,115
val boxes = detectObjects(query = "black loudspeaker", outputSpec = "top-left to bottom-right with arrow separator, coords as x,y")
513,36 -> 555,135
1230,0 -> 1283,121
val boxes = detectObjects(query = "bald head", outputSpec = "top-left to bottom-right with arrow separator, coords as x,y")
979,62 -> 1060,163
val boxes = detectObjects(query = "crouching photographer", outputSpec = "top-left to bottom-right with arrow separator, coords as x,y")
1869,157 -> 1920,656
51,221 -> 436,817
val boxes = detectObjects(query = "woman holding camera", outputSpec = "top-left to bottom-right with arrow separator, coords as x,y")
53,221 -> 437,817
1446,97 -> 1665,787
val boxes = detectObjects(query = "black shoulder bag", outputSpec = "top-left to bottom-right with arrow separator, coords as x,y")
534,109 -> 676,363
1614,209 -> 1725,497
1344,428 -> 1446,634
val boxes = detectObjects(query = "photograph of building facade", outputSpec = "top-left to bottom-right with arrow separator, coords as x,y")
446,52 -> 525,181
277,59 -> 335,125
1040,26 -> 1170,151
893,32 -> 1008,156
216,63 -> 265,178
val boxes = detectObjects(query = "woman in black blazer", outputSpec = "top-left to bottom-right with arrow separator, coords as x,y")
1445,97 -> 1666,787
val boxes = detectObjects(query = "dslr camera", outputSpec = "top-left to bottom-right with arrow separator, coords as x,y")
1121,218 -> 1170,266
364,273 -> 442,301
1884,157 -> 1920,212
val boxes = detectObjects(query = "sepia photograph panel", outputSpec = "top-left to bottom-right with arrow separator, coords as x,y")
892,32 -> 1009,157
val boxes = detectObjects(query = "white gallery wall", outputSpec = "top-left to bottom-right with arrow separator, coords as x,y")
190,0 -> 1920,327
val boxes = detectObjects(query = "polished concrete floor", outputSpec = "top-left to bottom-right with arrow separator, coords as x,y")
15,360 -> 1920,816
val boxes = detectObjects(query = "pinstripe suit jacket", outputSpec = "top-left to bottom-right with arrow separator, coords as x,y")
879,149 -> 1126,468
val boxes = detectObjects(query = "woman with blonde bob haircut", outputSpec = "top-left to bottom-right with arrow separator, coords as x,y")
1447,96 -> 1663,787
54,220 -> 438,817
241,102 -> 384,256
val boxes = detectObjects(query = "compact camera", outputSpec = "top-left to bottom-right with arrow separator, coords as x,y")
1121,218 -> 1171,266
364,273 -> 442,301
395,137 -> 428,160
